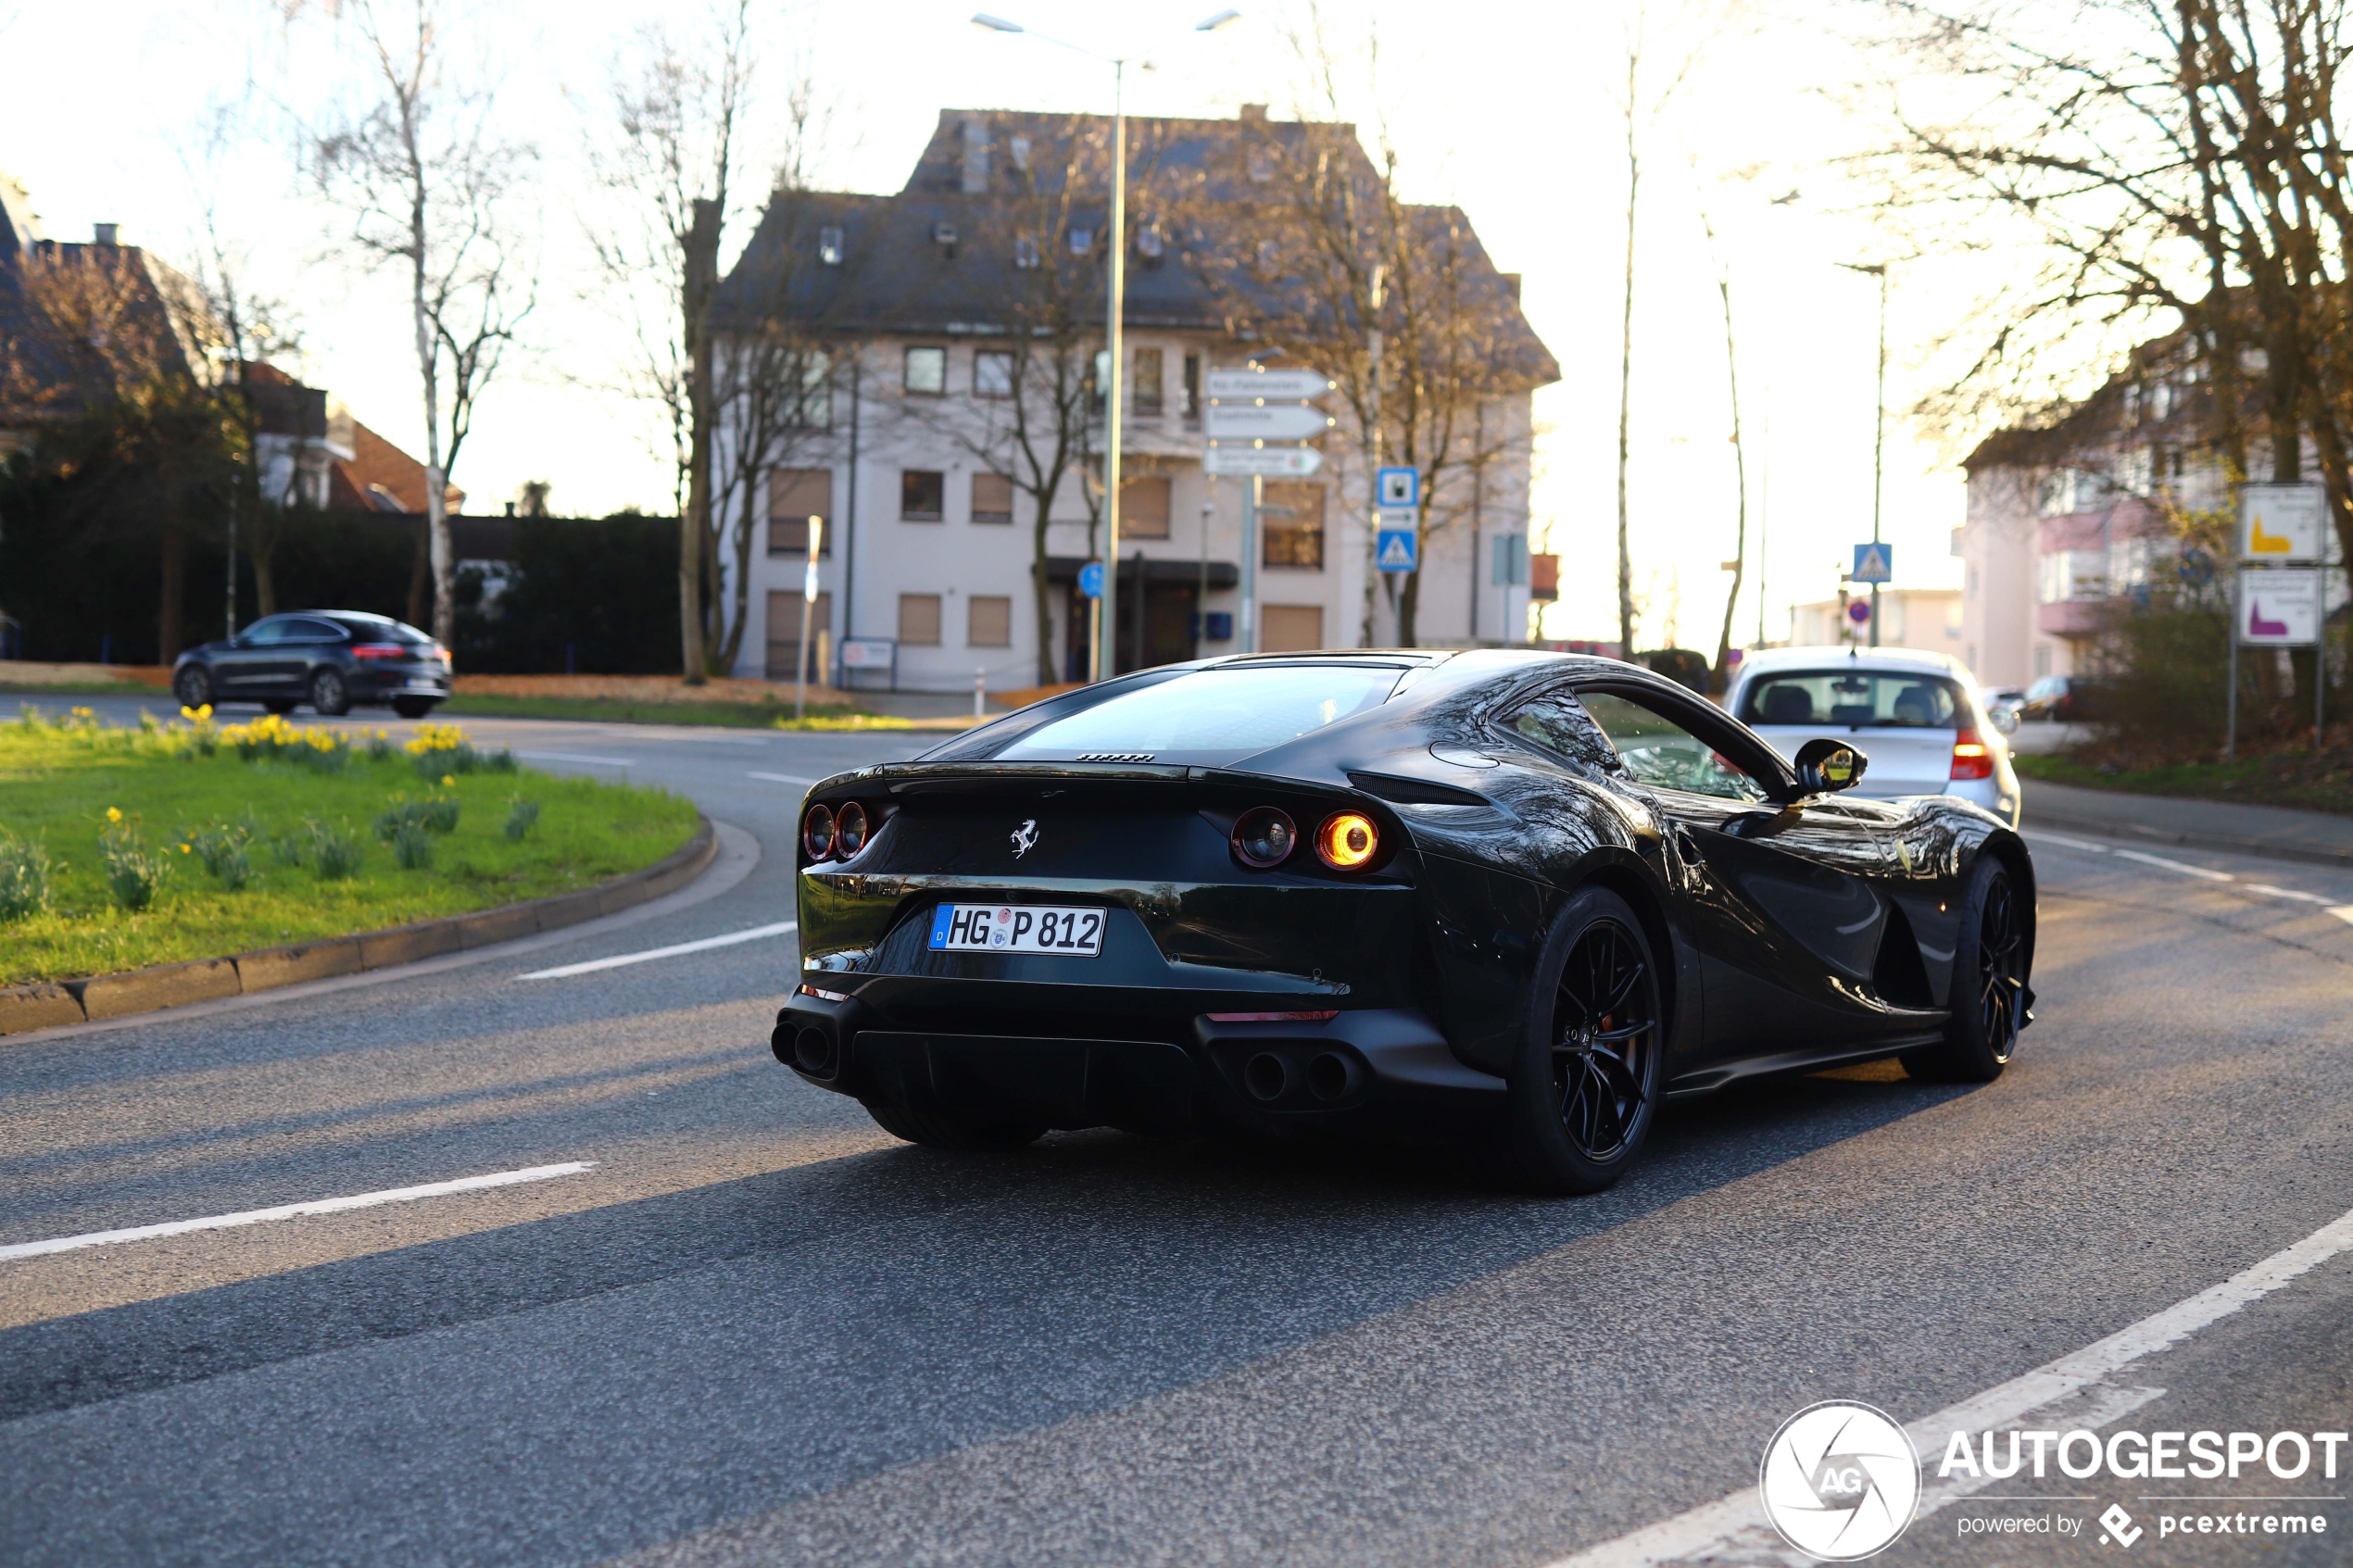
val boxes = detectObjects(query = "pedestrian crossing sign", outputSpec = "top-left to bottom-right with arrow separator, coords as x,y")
1377,528 -> 1418,572
1851,543 -> 1893,583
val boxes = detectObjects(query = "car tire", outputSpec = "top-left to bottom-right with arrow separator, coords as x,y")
263,699 -> 296,716
1902,857 -> 2027,1084
862,1099 -> 1048,1151
1499,887 -> 1666,1196
391,696 -> 439,720
309,668 -> 351,717
172,665 -> 212,709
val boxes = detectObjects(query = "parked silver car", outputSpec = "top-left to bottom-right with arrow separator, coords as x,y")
1724,646 -> 2020,826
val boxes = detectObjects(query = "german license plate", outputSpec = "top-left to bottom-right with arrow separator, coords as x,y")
928,903 -> 1104,956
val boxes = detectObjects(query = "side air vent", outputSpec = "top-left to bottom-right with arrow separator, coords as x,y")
1870,900 -> 1936,1010
1348,771 -> 1491,808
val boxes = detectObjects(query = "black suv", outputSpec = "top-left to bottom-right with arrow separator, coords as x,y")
171,611 -> 452,719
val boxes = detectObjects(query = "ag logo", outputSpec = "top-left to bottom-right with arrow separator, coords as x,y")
1758,1401 -> 1920,1561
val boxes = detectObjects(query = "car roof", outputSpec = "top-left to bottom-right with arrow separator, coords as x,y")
1733,645 -> 1968,681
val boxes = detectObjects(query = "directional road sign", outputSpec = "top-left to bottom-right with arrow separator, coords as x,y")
1202,404 -> 1336,442
1204,369 -> 1333,401
1377,528 -> 1418,572
1377,467 -> 1420,509
2240,483 -> 2326,562
1851,543 -> 1894,583
1203,445 -> 1323,477
2241,568 -> 2321,645
1078,561 -> 1104,599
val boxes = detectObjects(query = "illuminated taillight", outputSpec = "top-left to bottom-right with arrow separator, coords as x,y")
1314,811 -> 1379,871
350,643 -> 406,659
835,800 -> 869,857
1950,728 -> 1994,781
802,803 -> 836,859
1231,807 -> 1298,869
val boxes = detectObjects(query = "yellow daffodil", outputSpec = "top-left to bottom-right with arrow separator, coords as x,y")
442,774 -> 456,787
106,807 -> 122,822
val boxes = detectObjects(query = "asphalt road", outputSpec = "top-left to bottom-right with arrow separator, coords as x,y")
6,698 -> 2353,1567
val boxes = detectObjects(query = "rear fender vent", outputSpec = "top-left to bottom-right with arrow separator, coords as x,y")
1347,771 -> 1492,809
1871,899 -> 1936,1010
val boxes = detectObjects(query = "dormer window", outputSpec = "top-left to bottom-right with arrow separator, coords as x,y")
819,226 -> 844,266
1069,227 -> 1094,256
1014,235 -> 1041,269
1136,221 -> 1164,259
933,221 -> 958,260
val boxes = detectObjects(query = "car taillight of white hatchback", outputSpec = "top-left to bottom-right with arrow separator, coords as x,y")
1949,726 -> 1994,780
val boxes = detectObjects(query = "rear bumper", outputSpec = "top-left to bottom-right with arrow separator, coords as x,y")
348,666 -> 450,698
774,988 -> 1504,1137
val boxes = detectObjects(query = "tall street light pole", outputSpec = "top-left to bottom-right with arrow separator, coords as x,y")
1838,260 -> 1889,647
974,9 -> 1240,684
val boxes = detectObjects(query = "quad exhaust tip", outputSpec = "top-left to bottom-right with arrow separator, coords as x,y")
1243,1052 -> 1289,1102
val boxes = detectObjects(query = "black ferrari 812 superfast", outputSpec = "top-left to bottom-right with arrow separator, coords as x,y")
774,651 -> 2033,1193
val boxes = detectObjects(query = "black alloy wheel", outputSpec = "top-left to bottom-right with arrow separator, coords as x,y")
1551,917 -> 1661,1162
1502,887 -> 1665,1195
309,667 -> 351,717
1904,859 -> 2026,1083
171,664 -> 212,709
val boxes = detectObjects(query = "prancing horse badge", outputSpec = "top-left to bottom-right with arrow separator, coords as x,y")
1010,819 -> 1038,858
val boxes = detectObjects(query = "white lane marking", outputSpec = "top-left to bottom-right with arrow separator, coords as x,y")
2249,884 -> 2335,905
748,771 -> 820,785
516,921 -> 798,979
516,750 -> 635,768
2112,847 -> 2234,881
1544,1201 -> 2353,1568
0,1162 -> 595,1262
2333,906 -> 2353,927
2024,830 -> 2111,853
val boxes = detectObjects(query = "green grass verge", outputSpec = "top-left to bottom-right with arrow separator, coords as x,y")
440,694 -> 909,731
2012,748 -> 2353,817
0,713 -> 699,985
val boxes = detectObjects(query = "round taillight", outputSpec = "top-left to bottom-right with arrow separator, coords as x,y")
1315,811 -> 1379,871
835,800 -> 869,857
1231,807 -> 1298,869
802,803 -> 836,860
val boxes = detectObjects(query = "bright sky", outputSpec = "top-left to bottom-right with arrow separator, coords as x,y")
2,0 -> 1982,651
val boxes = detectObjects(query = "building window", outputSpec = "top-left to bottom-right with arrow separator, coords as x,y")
901,470 -> 945,521
972,472 -> 1014,524
1014,236 -> 1041,270
904,346 -> 947,395
975,349 -> 1013,396
767,468 -> 832,554
1261,605 -> 1323,651
785,354 -> 832,429
968,595 -> 1013,646
900,594 -> 942,646
818,226 -> 844,266
1069,227 -> 1094,254
1120,474 -> 1171,539
1182,353 -> 1200,419
1262,481 -> 1326,569
1131,347 -> 1164,414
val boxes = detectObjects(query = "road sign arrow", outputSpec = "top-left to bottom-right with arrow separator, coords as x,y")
1202,446 -> 1324,477
1204,368 -> 1333,401
1202,404 -> 1335,442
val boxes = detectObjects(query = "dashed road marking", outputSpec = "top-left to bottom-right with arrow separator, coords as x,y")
516,921 -> 799,980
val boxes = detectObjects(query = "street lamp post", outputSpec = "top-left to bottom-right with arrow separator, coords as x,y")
974,10 -> 1239,683
1839,261 -> 1888,646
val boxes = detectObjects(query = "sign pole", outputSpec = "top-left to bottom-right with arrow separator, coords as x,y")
2226,564 -> 2240,763
1242,473 -> 1261,654
1096,59 -> 1126,684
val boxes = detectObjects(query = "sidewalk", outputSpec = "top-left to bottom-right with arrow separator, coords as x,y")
2023,777 -> 2353,869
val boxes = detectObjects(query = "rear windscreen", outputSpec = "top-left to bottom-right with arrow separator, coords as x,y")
994,665 -> 1403,760
1738,671 -> 1967,729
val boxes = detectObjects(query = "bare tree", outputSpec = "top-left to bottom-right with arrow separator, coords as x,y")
886,117 -> 1122,683
1189,19 -> 1544,647
313,0 -> 533,643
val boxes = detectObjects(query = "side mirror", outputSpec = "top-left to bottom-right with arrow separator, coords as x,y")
1791,737 -> 1868,796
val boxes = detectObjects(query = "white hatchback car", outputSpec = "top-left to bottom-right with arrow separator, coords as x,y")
1724,646 -> 2020,826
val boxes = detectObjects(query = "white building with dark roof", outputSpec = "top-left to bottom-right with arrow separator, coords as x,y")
710,106 -> 1556,695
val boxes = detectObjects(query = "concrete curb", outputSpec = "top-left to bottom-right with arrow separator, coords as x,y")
0,815 -> 716,1037
2025,806 -> 2353,872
